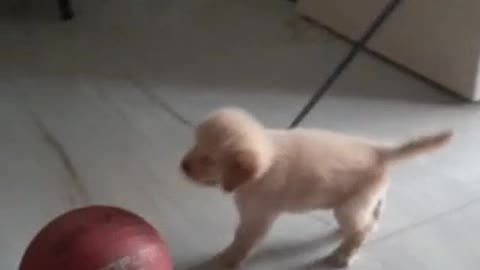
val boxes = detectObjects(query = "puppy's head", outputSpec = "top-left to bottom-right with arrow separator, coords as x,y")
181,108 -> 273,192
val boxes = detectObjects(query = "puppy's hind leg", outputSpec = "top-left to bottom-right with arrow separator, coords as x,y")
371,196 -> 385,234
325,184 -> 386,268
372,198 -> 384,221
326,213 -> 375,268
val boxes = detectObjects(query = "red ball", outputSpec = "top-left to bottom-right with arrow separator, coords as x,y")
20,205 -> 173,270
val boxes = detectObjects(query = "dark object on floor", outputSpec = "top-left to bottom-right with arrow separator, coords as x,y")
58,0 -> 74,20
19,205 -> 173,270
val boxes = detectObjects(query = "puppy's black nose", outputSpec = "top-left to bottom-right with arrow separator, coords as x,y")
181,159 -> 191,174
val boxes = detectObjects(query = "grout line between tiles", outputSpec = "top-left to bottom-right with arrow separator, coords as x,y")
14,90 -> 91,206
34,119 -> 90,205
371,196 -> 480,245
127,76 -> 195,129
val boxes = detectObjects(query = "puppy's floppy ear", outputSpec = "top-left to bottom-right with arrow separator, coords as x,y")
222,149 -> 259,192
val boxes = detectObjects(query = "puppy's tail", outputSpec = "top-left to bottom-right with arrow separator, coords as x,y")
378,130 -> 453,163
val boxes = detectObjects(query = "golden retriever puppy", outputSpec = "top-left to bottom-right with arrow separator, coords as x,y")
181,107 -> 452,268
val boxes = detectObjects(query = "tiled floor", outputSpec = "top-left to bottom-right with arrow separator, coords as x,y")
1,0 -> 479,269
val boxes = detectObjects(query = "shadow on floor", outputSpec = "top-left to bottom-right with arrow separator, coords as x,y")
181,229 -> 340,270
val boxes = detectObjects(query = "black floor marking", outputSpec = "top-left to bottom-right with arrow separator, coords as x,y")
130,78 -> 195,128
34,119 -> 90,204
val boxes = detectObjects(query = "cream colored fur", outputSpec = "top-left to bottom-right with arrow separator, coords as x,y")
181,107 -> 453,268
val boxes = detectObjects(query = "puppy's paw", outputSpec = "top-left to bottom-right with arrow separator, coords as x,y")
214,251 -> 243,269
321,253 -> 352,269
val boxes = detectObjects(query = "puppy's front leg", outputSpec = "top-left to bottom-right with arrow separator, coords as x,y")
219,214 -> 276,268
